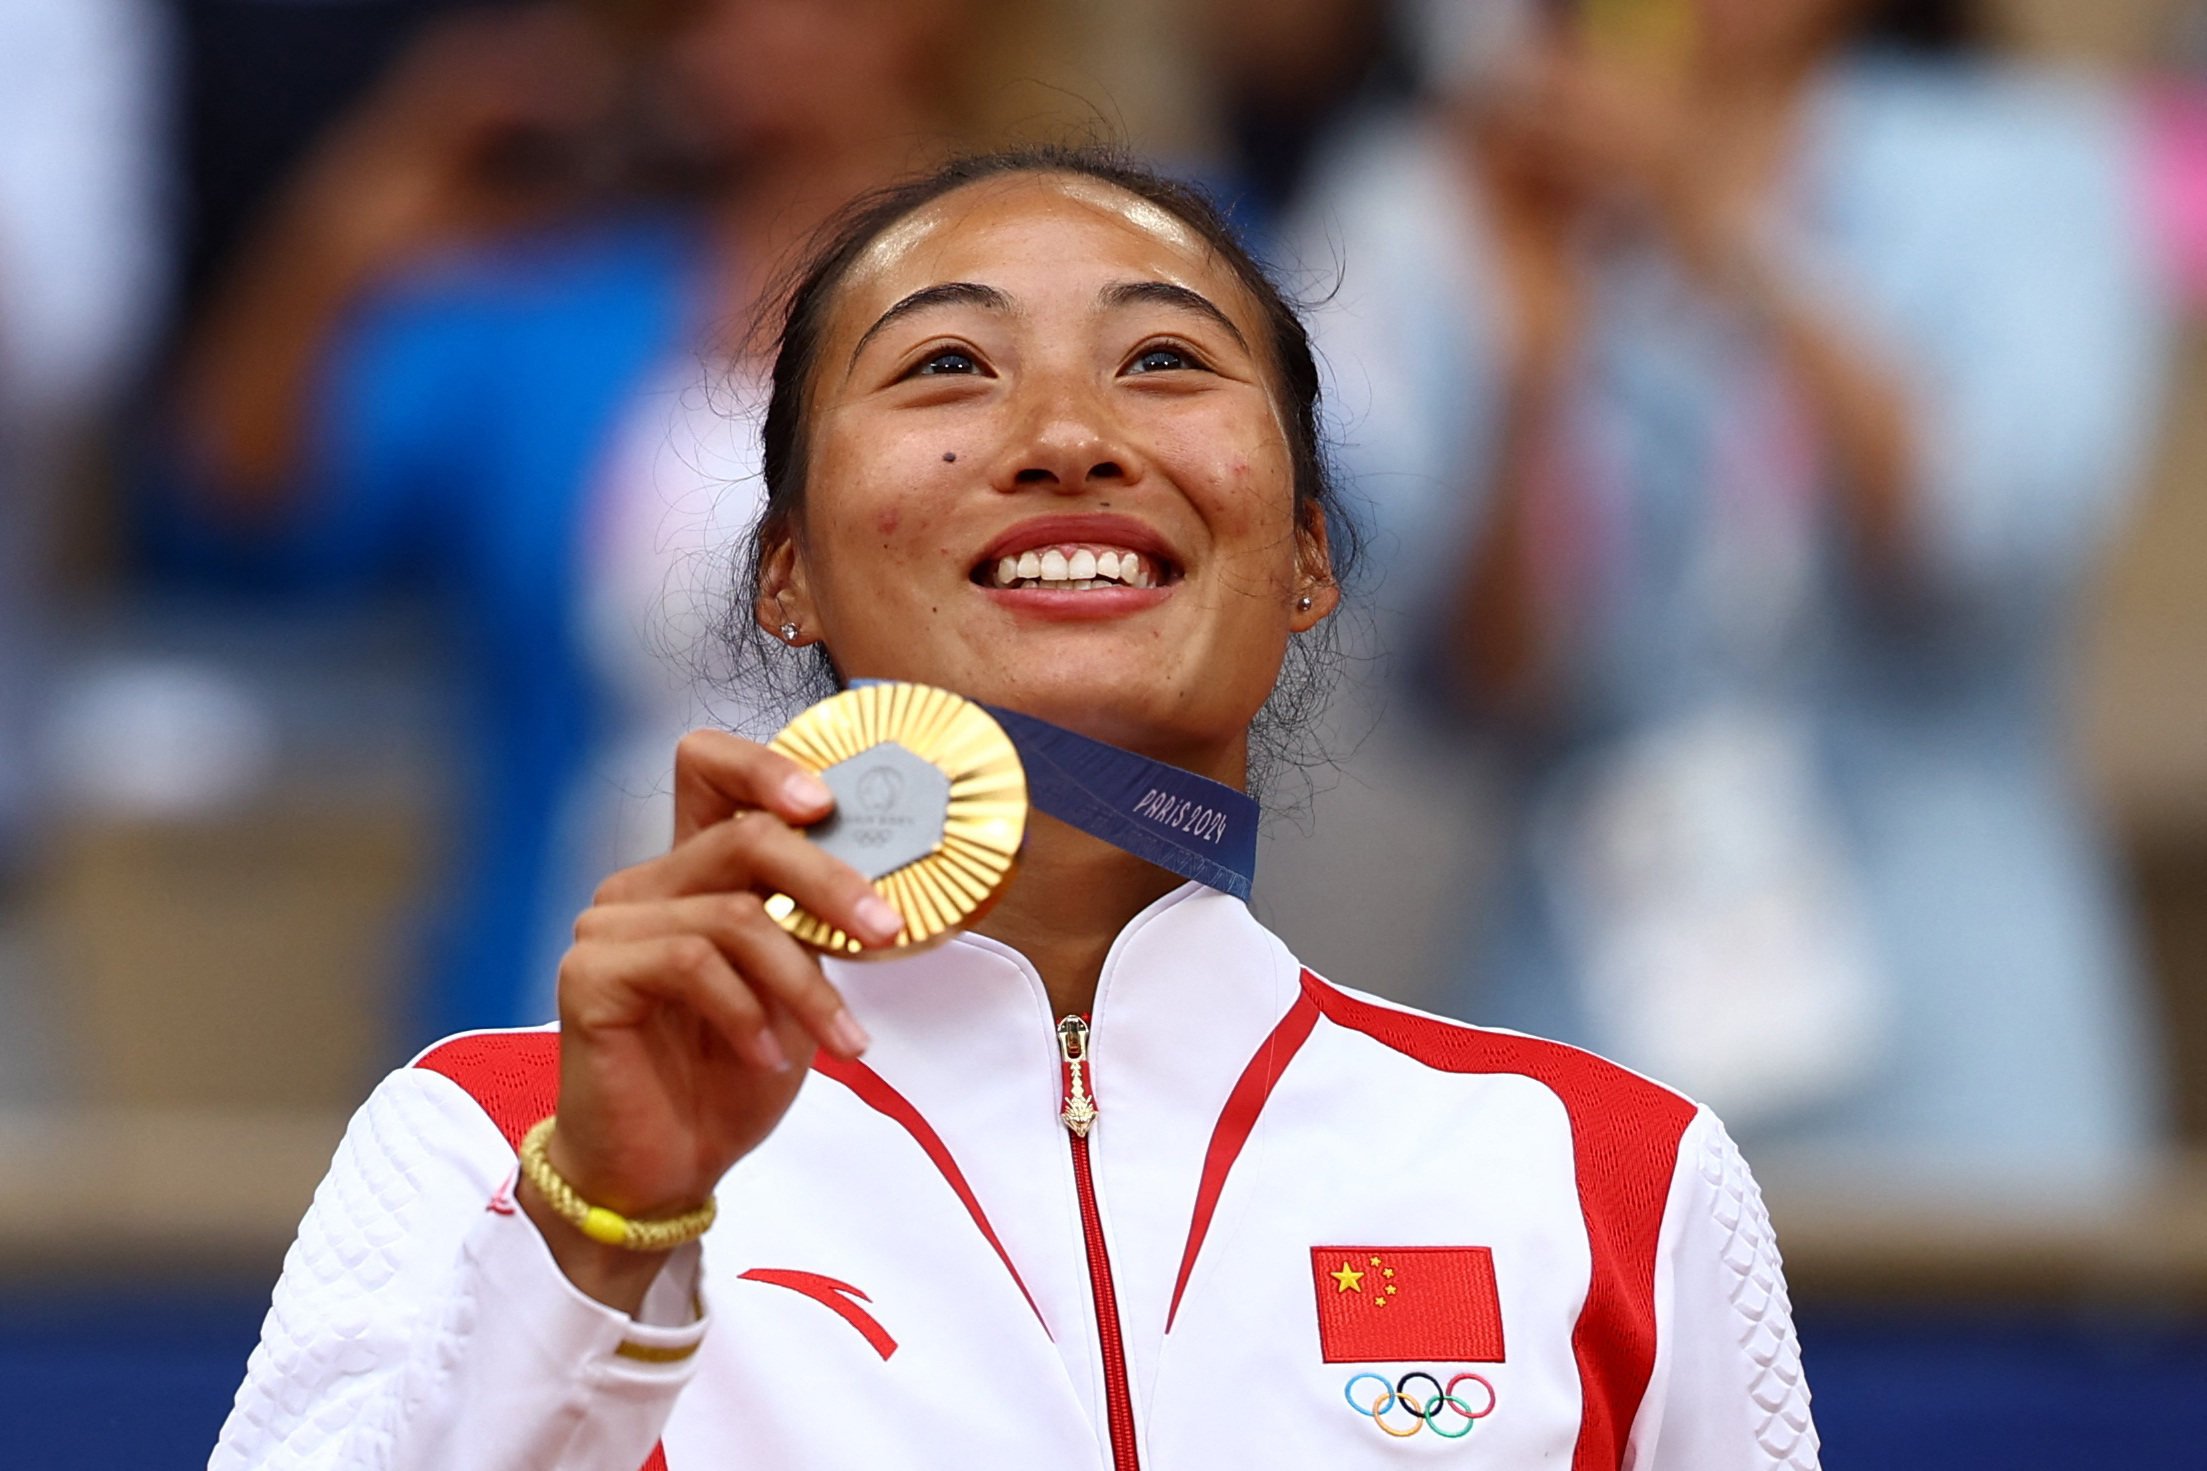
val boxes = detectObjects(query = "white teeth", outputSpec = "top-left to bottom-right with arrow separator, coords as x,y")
987,544 -> 1164,589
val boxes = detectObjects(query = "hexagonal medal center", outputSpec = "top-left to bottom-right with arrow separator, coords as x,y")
810,742 -> 951,880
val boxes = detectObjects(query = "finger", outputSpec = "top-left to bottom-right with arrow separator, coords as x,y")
575,895 -> 869,1056
561,934 -> 790,1073
671,728 -> 834,844
613,812 -> 904,948
705,898 -> 871,1060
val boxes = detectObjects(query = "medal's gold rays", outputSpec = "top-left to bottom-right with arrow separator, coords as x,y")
766,683 -> 1027,957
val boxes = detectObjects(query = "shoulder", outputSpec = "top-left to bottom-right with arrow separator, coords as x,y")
1297,970 -> 1706,1279
409,1023 -> 562,1151
1298,970 -> 1700,1137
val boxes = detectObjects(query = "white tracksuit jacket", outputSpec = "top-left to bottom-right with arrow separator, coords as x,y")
212,883 -> 1818,1469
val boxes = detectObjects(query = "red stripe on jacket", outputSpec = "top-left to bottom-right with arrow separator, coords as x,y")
414,1030 -> 670,1471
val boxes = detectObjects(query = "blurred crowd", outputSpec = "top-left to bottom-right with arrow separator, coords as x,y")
4,0 -> 2205,1203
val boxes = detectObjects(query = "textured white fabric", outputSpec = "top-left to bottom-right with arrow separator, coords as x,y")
212,1070 -> 702,1470
215,885 -> 1817,1469
1629,1109 -> 1820,1470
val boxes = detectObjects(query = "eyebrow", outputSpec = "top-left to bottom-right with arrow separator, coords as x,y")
1098,280 -> 1248,351
848,281 -> 1014,370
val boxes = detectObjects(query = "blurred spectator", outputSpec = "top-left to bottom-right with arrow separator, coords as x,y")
1301,0 -> 2174,1187
172,0 -> 466,309
0,0 -> 172,884
163,0 -> 977,1041
1192,0 -> 1405,226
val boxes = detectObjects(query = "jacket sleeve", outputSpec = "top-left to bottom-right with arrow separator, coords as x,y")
1625,1107 -> 1819,1471
210,1067 -> 706,1470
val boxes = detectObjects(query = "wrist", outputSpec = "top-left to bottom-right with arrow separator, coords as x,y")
517,1173 -> 673,1316
523,1117 -> 718,1252
541,1132 -> 710,1224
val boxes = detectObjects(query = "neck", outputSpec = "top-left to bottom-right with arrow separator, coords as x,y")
971,812 -> 1185,1020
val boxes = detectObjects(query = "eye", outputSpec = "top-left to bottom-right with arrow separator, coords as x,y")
1126,342 -> 1205,375
909,347 -> 982,377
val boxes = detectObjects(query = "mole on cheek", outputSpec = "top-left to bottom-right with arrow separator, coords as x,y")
942,451 -> 957,463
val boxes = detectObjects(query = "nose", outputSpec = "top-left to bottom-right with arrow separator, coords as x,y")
991,377 -> 1141,495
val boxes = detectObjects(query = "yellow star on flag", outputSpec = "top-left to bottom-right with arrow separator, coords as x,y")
1331,1261 -> 1365,1293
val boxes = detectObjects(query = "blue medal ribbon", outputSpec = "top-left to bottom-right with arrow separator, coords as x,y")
981,704 -> 1259,902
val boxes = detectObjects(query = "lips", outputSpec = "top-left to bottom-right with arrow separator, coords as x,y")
970,515 -> 1180,592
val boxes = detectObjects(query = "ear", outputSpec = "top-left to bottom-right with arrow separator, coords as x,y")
1289,499 -> 1341,632
753,519 -> 820,644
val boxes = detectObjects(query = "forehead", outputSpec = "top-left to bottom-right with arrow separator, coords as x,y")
830,172 -> 1263,340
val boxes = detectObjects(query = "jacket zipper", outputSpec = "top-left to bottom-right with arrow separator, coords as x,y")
1058,1014 -> 1140,1471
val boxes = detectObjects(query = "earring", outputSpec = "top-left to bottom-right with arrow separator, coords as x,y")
779,622 -> 800,643
1296,594 -> 1314,612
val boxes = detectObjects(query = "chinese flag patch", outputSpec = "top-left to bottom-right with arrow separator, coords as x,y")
1309,1245 -> 1505,1363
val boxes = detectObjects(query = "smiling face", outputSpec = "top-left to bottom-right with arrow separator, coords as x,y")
755,172 -> 1337,786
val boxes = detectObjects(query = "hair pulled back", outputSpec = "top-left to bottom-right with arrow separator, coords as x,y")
717,143 -> 1358,803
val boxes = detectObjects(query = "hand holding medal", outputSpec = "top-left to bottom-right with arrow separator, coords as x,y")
528,720 -> 914,1308
529,680 -> 1260,1305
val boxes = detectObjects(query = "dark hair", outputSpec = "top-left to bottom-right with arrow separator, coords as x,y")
716,143 -> 1361,802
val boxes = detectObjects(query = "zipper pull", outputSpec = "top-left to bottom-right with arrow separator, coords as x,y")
1057,1015 -> 1097,1138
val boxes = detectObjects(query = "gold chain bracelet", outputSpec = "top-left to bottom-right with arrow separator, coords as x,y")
517,1116 -> 718,1252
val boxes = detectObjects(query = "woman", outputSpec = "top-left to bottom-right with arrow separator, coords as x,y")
213,148 -> 1817,1470
1301,0 -> 2170,1176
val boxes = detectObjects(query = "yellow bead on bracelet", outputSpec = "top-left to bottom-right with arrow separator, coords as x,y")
518,1117 -> 718,1253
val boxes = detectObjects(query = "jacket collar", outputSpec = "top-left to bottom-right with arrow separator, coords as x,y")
826,882 -> 1304,1104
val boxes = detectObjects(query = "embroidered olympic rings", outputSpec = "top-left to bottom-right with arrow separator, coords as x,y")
1342,1371 -> 1497,1439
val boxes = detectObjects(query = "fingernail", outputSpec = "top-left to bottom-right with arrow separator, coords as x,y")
855,896 -> 902,943
782,772 -> 833,811
829,1008 -> 872,1056
753,1028 -> 791,1073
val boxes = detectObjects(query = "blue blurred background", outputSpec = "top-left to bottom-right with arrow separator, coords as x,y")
3,0 -> 2206,1464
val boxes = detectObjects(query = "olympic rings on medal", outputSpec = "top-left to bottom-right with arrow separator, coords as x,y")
1341,1369 -> 1499,1439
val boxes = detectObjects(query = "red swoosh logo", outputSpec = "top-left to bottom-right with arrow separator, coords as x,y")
738,1268 -> 898,1361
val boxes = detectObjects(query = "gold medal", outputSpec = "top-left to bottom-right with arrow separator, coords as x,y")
764,682 -> 1026,957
